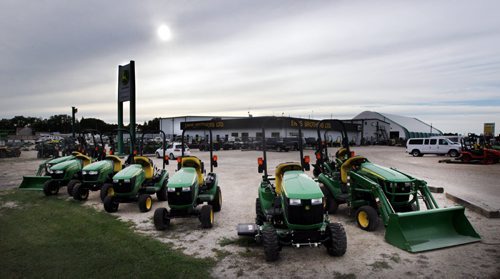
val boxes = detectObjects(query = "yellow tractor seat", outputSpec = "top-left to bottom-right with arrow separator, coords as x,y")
71,151 -> 83,156
340,156 -> 367,184
336,148 -> 348,159
181,156 -> 204,185
75,154 -> 92,167
134,156 -> 154,180
274,162 -> 302,195
105,155 -> 123,172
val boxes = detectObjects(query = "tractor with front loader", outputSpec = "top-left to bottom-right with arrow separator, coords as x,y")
154,126 -> 221,230
314,119 -> 480,252
237,118 -> 347,262
103,130 -> 169,213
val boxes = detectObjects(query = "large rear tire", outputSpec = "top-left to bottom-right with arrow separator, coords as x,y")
138,194 -> 153,212
325,222 -> 347,256
355,205 -> 379,231
211,186 -> 222,212
153,207 -> 171,230
199,204 -> 214,228
72,182 -> 89,201
255,198 -> 265,225
43,180 -> 59,196
262,226 -> 280,262
100,183 -> 114,202
103,195 -> 119,213
156,181 -> 168,201
67,179 -> 79,196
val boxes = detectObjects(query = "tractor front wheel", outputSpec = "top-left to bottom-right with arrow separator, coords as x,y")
103,195 -> 119,213
156,181 -> 168,201
262,226 -> 280,262
138,194 -> 153,212
255,198 -> 265,225
67,179 -> 79,196
153,207 -> 171,230
325,222 -> 347,257
211,186 -> 222,212
72,182 -> 89,201
43,180 -> 59,196
100,183 -> 114,202
355,206 -> 379,231
199,204 -> 214,228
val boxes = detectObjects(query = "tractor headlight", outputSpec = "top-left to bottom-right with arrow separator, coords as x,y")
124,179 -> 131,183
289,199 -> 301,206
311,198 -> 322,205
182,187 -> 191,192
113,179 -> 118,183
47,168 -> 54,174
55,170 -> 64,174
404,182 -> 412,187
88,171 -> 98,175
390,182 -> 397,188
167,188 -> 175,192
82,171 -> 88,175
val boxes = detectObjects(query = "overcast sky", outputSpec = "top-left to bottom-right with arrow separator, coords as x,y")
1,0 -> 499,134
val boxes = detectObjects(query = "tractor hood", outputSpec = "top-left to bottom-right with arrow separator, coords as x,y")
282,170 -> 323,199
168,168 -> 197,188
359,162 -> 411,182
82,160 -> 113,172
113,164 -> 143,180
50,159 -> 81,171
47,155 -> 74,165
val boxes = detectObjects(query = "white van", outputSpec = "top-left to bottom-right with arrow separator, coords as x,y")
406,137 -> 461,157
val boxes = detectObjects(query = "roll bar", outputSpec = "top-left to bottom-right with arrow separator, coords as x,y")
181,127 -> 216,173
316,119 -> 350,160
140,130 -> 168,169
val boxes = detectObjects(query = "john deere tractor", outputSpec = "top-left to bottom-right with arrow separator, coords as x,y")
314,119 -> 480,252
103,130 -> 169,213
237,118 -> 347,262
71,129 -> 132,201
154,127 -> 221,230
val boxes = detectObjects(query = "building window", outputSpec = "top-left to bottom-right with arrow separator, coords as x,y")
271,132 -> 280,138
231,132 -> 238,137
255,132 -> 262,139
242,132 -> 249,140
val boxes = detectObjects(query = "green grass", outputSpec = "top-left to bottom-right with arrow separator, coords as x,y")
0,190 -> 214,278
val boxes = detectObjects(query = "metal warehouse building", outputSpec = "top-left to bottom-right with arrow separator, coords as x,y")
353,111 -> 442,142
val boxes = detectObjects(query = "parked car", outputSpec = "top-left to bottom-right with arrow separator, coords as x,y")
155,142 -> 190,159
406,137 -> 461,157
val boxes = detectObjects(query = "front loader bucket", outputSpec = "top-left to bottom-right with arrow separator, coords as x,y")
19,176 -> 51,190
385,206 -> 480,253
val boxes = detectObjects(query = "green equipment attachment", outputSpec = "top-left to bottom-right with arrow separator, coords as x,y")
19,161 -> 52,190
385,207 -> 480,252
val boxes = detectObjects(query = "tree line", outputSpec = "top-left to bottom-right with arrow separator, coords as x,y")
0,115 -> 160,135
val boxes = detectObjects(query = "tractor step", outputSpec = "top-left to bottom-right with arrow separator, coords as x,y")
237,223 -> 259,237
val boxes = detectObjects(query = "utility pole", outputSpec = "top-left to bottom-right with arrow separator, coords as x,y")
71,106 -> 78,138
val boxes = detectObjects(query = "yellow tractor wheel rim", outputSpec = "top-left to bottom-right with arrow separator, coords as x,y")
358,211 -> 369,228
108,188 -> 115,196
146,197 -> 152,209
210,209 -> 214,224
218,192 -> 222,205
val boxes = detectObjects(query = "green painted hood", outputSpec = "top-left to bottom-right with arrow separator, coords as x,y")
50,159 -> 81,171
113,164 -> 143,180
47,155 -> 74,165
282,170 -> 323,199
359,162 -> 411,182
168,168 -> 197,188
83,160 -> 113,172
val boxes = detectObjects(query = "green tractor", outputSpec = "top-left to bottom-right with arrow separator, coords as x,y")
103,130 -> 169,213
154,127 -> 221,230
71,129 -> 132,201
237,118 -> 347,262
314,119 -> 481,252
42,130 -> 106,196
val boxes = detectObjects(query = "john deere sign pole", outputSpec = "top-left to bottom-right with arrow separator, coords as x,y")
118,61 -> 136,155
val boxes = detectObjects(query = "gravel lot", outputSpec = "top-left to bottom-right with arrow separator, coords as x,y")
1,147 -> 500,278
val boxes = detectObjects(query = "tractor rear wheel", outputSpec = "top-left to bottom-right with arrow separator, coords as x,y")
153,207 -> 171,230
255,198 -> 265,225
355,205 -> 379,231
320,186 -> 338,214
103,196 -> 119,212
156,181 -> 168,201
211,186 -> 222,212
100,183 -> 114,202
72,182 -> 89,201
325,222 -> 347,257
262,226 -> 280,262
67,179 -> 79,196
43,180 -> 59,196
199,204 -> 214,228
138,194 -> 153,212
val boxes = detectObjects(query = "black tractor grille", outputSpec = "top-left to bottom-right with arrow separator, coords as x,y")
51,173 -> 65,180
83,174 -> 99,182
168,188 -> 193,205
285,199 -> 323,225
114,180 -> 133,194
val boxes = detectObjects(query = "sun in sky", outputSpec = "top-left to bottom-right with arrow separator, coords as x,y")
157,24 -> 172,41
